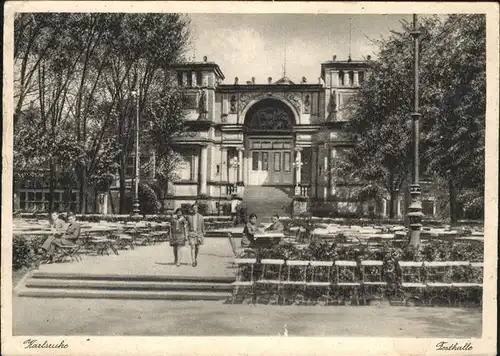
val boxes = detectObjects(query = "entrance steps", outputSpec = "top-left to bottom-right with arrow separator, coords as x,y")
243,186 -> 293,221
17,272 -> 234,301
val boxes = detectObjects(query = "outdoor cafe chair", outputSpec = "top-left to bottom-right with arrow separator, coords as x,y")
452,262 -> 483,307
281,260 -> 309,305
422,261 -> 463,306
361,260 -> 387,305
109,233 -> 135,250
307,261 -> 334,305
334,260 -> 362,305
255,259 -> 285,305
398,261 -> 426,306
52,241 -> 83,263
231,258 -> 257,304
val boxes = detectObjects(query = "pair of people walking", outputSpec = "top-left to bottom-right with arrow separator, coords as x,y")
169,203 -> 205,267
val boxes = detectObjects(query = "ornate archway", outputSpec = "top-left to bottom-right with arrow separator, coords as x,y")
243,98 -> 296,186
243,98 -> 296,133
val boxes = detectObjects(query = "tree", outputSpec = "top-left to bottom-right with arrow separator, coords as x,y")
13,13 -> 191,214
421,14 -> 486,224
337,15 -> 485,225
142,89 -> 187,210
101,13 -> 190,213
333,17 -> 441,218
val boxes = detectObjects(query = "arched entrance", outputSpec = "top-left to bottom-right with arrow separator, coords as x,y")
244,99 -> 295,186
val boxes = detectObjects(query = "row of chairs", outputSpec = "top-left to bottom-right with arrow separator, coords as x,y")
232,258 -> 386,305
231,259 -> 483,306
398,261 -> 483,306
38,226 -> 170,264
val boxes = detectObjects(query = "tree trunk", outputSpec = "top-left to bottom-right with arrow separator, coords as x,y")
108,189 -> 115,214
449,178 -> 458,226
388,190 -> 398,219
79,166 -> 88,214
119,167 -> 126,214
48,160 -> 56,211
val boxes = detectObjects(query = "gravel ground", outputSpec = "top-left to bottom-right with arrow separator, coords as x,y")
13,297 -> 481,337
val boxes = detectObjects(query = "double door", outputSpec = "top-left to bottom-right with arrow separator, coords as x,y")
248,140 -> 293,185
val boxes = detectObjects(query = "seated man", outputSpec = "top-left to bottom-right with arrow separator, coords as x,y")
241,213 -> 261,248
48,211 -> 66,231
41,211 -> 67,253
265,214 -> 284,233
229,213 -> 261,256
60,212 -> 82,245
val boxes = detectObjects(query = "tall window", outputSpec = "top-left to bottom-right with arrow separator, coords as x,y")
348,71 -> 354,86
283,152 -> 291,172
252,152 -> 260,171
338,71 -> 344,86
197,72 -> 203,87
422,200 -> 435,216
358,71 -> 365,84
177,71 -> 183,86
274,152 -> 281,172
262,152 -> 269,171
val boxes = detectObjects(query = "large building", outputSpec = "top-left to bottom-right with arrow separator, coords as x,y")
163,55 -> 438,218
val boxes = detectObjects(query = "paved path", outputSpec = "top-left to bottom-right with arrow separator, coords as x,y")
34,238 -> 238,277
12,297 -> 481,337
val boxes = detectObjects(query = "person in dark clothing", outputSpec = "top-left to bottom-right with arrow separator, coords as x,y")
241,213 -> 261,248
61,212 -> 82,245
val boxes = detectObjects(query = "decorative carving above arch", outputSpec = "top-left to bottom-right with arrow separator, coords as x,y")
247,107 -> 293,131
239,92 -> 301,115
244,98 -> 296,132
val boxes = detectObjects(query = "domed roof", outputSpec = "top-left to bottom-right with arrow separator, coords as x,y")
273,76 -> 295,85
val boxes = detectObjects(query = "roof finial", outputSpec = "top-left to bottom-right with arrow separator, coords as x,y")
283,40 -> 287,78
348,16 -> 352,61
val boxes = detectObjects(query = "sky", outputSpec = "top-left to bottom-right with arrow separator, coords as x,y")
188,14 -> 415,84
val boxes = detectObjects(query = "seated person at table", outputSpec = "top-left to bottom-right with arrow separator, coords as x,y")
60,212 -> 82,245
241,213 -> 261,248
41,211 -> 67,253
48,211 -> 66,230
265,214 -> 284,233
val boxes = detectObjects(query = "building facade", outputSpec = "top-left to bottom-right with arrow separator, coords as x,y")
163,55 -> 437,218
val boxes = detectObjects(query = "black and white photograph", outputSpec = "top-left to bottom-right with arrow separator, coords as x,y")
2,2 -> 498,356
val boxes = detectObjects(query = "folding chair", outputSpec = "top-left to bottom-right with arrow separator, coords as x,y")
423,261 -> 456,306
281,260 -> 309,305
255,259 -> 284,305
452,262 -> 483,307
231,258 -> 257,304
53,241 -> 82,262
335,260 -> 361,305
108,233 -> 134,250
307,261 -> 334,305
398,261 -> 425,306
361,260 -> 387,305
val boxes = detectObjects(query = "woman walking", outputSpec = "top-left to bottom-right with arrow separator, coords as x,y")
170,208 -> 188,267
186,203 -> 205,267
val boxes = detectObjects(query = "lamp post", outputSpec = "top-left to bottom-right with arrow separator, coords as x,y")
131,90 -> 140,216
229,156 -> 239,195
407,14 -> 424,247
293,158 -> 303,196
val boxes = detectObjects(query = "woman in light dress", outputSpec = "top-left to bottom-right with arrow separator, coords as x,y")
170,208 -> 188,267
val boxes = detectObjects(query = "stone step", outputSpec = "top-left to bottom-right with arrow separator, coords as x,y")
24,279 -> 234,292
30,272 -> 235,284
17,288 -> 231,300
